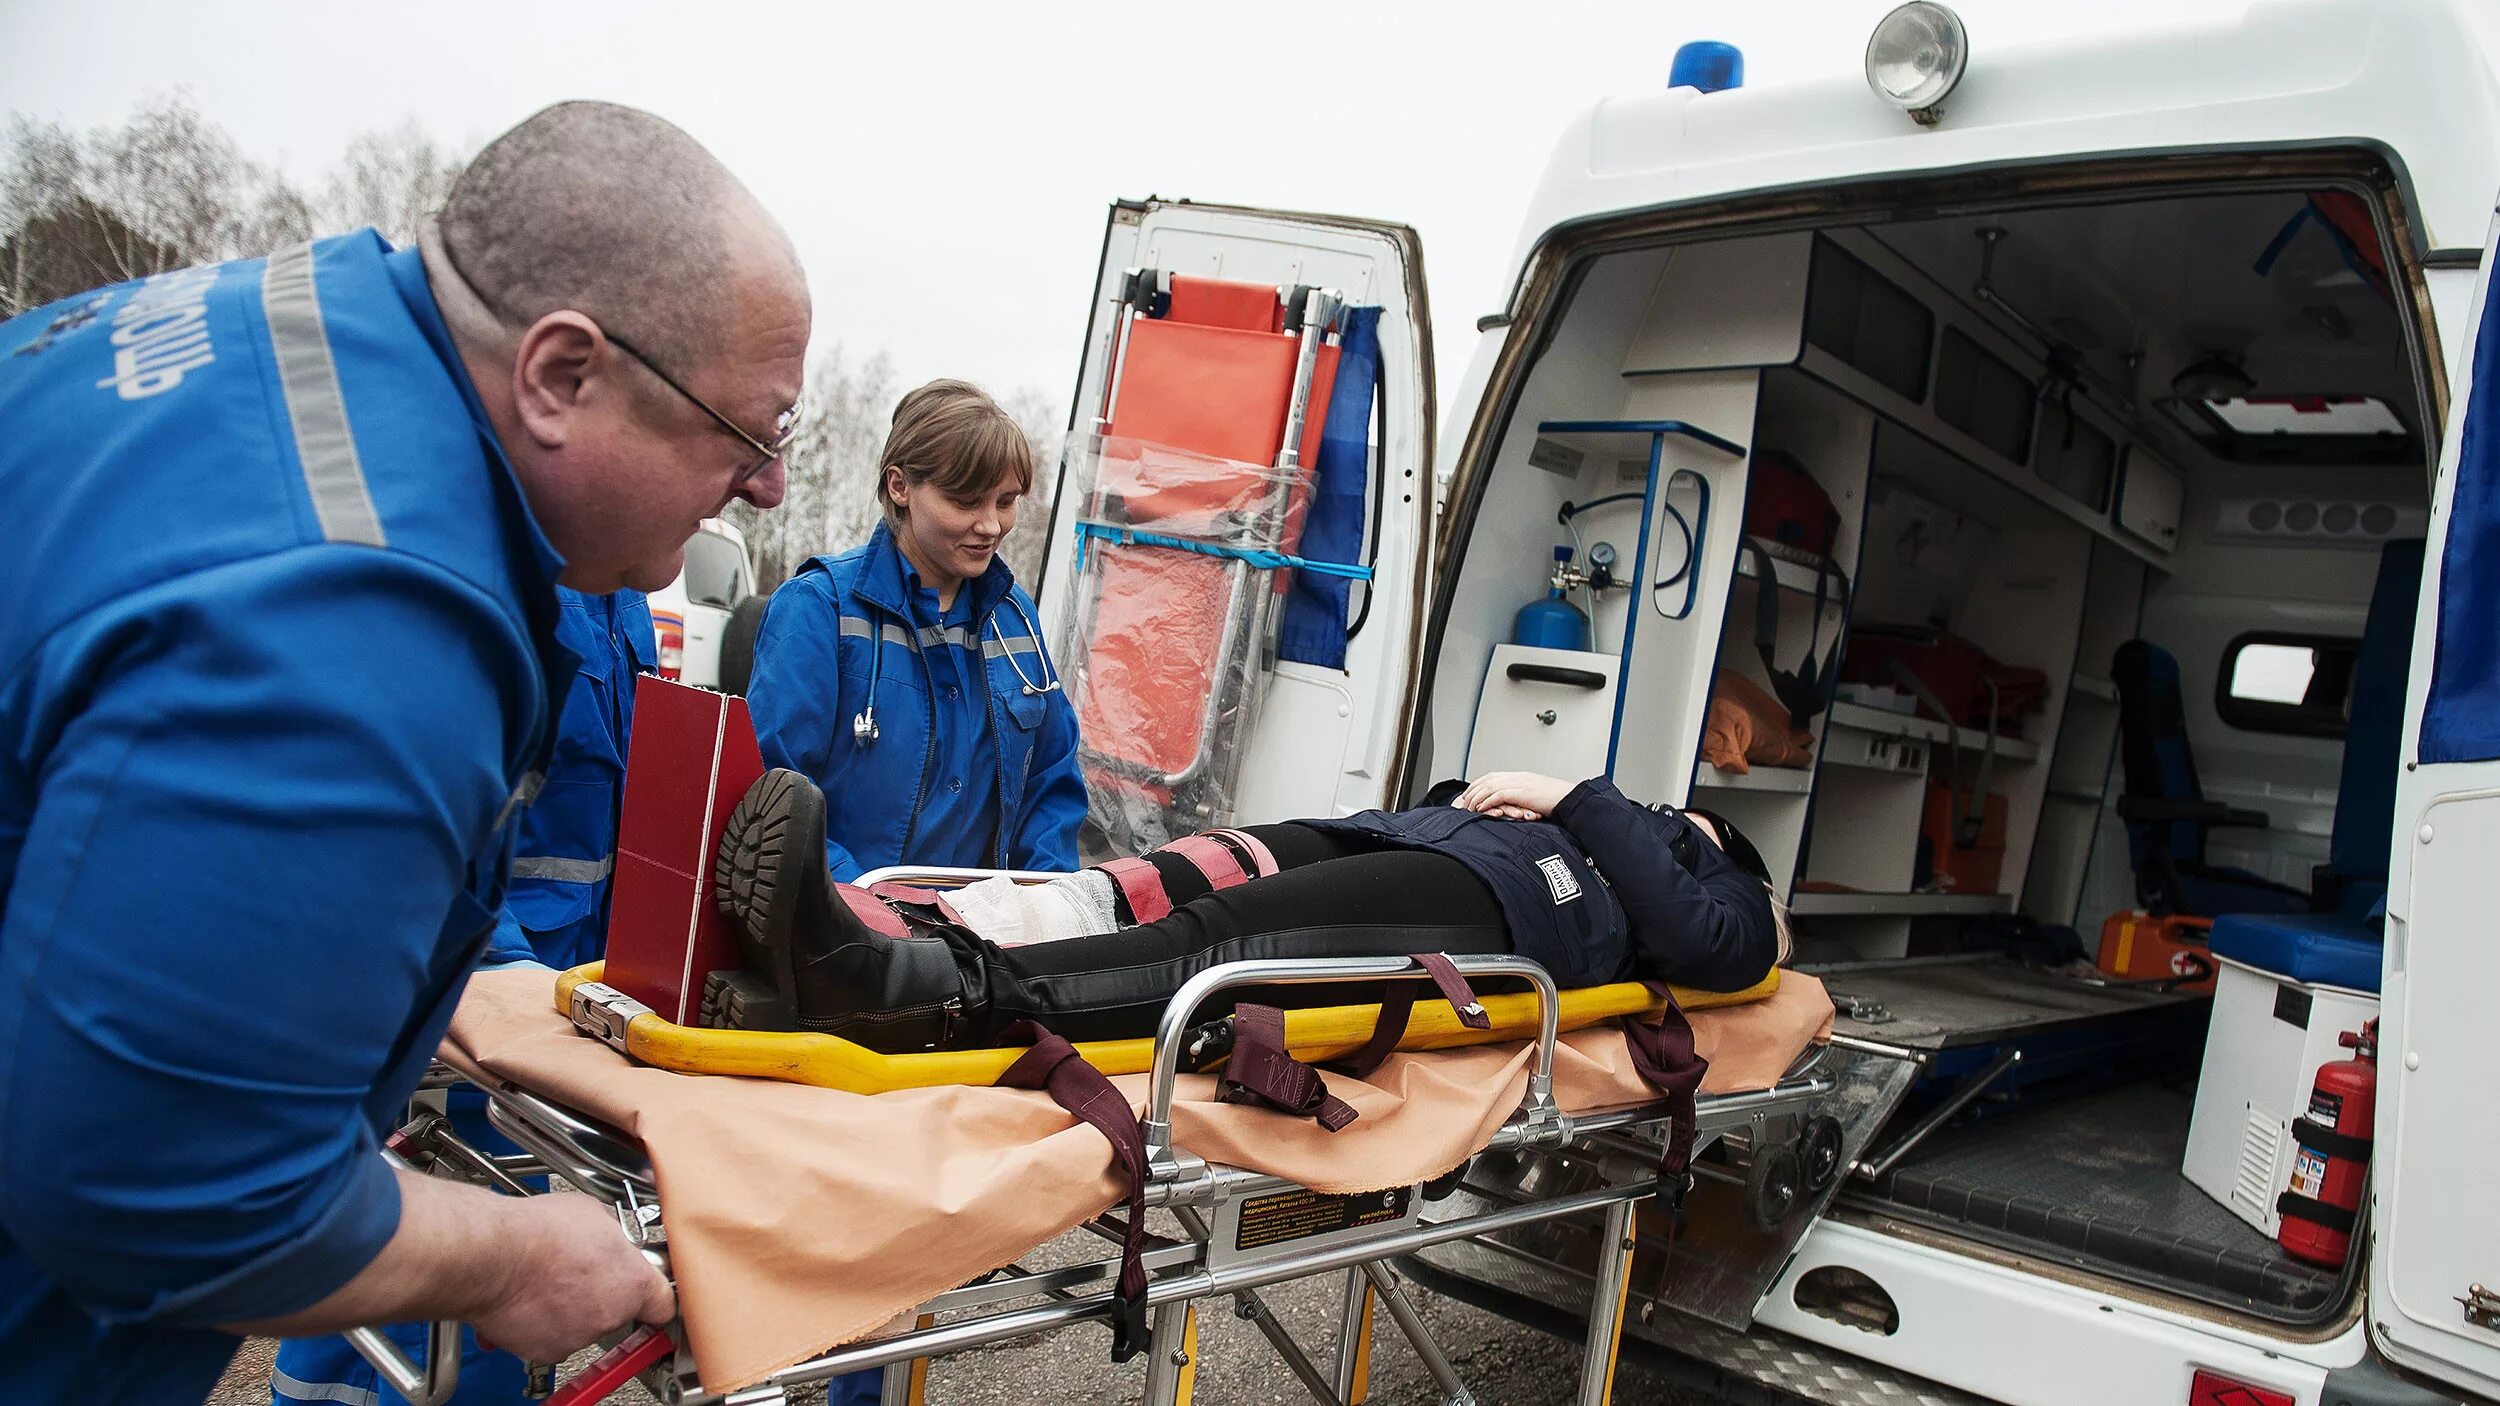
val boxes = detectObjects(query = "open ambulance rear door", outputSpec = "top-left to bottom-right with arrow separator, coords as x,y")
1037,200 -> 1437,825
2374,201 -> 2500,1399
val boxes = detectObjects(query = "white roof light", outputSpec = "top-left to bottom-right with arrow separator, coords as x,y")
1866,2 -> 1968,124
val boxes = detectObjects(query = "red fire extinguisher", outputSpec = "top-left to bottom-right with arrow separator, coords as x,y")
2277,1018 -> 2377,1267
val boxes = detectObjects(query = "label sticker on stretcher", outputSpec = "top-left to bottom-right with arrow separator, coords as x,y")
1227,1186 -> 1417,1255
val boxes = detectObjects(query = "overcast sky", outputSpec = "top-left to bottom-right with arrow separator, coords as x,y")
6,0 -> 2493,414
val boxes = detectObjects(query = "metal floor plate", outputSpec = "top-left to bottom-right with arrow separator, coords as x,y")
1814,957 -> 2202,1049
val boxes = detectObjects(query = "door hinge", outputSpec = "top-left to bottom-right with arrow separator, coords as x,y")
2460,1283 -> 2500,1332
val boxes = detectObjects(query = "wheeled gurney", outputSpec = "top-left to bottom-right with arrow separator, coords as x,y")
351,922 -> 1842,1406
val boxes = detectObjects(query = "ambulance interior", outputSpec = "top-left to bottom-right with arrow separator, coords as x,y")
1417,173 -> 2435,1325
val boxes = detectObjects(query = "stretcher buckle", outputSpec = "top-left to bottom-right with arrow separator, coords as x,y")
569,981 -> 654,1053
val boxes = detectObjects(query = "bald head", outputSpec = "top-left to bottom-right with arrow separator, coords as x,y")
439,99 -> 799,375
425,100 -> 810,594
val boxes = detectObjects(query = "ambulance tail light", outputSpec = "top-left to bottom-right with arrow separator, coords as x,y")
2186,1369 -> 2295,1406
655,614 -> 686,681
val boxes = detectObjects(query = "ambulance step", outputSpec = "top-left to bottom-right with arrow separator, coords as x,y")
1403,1240 -> 1990,1405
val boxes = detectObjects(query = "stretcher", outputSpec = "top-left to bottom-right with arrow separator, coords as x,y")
351,945 -> 1843,1406
1062,271 -> 1355,852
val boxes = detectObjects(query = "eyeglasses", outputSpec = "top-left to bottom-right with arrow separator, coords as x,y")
603,330 -> 799,489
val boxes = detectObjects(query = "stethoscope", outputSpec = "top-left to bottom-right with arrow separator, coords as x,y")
852,597 -> 1062,747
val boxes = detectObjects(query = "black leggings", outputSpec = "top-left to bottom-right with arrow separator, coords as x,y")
973,824 -> 1514,1042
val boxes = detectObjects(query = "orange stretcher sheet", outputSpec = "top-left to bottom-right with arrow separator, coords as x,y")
439,968 -> 1834,1392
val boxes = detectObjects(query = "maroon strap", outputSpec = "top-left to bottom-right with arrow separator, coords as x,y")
837,885 -> 914,939
1345,953 -> 1493,1079
1210,828 -> 1280,879
1157,835 -> 1250,891
1219,1005 -> 1358,1131
1622,982 -> 1709,1202
996,1021 -> 1151,1360
1096,857 -> 1171,924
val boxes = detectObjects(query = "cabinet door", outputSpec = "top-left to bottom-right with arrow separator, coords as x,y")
2114,446 -> 2182,550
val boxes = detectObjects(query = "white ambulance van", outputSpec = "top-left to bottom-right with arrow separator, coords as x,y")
1037,2 -> 2500,1400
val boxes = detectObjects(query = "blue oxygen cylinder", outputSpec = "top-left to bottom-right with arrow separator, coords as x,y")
1512,545 -> 1591,651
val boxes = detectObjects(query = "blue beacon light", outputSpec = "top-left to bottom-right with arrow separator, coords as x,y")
1669,41 -> 1744,94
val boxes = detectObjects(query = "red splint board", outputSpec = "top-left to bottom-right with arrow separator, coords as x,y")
601,676 -> 762,1024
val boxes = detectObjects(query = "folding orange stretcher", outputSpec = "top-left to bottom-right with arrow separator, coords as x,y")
1063,271 -> 1344,852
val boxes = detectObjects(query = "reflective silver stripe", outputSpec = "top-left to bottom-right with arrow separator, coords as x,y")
260,243 -> 385,547
984,633 -> 1043,661
269,1366 -> 381,1406
838,616 -> 918,650
511,854 -> 614,883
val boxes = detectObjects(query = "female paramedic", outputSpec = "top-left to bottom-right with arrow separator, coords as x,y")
709,766 -> 1788,1051
746,379 -> 1086,883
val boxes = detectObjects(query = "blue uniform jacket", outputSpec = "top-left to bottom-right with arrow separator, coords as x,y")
748,521 -> 1085,880
1308,778 -> 1776,991
485,587 -> 655,971
0,234 -> 567,1404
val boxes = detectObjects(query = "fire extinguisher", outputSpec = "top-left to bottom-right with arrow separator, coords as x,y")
2277,1018 -> 2377,1268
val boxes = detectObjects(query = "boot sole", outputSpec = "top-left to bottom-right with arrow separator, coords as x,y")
714,769 -> 819,1020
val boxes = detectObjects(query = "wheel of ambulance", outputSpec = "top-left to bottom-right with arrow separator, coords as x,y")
1800,1115 -> 1846,1195
717,590 -> 772,697
1746,1143 -> 1803,1233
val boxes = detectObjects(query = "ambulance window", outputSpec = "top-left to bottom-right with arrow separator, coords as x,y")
1804,238 -> 1932,401
681,529 -> 748,609
1934,329 -> 2036,467
2217,632 -> 2362,737
2033,399 -> 2114,511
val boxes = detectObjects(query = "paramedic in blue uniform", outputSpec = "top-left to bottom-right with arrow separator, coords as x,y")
270,585 -> 654,1406
0,100 -> 809,1404
745,381 -> 1081,1406
749,379 -> 1086,882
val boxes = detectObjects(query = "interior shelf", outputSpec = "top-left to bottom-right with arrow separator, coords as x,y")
2070,674 -> 2120,703
1695,763 -> 1815,794
1534,418 -> 1748,463
1734,536 -> 1845,596
1790,890 -> 2014,917
1827,700 -> 2042,764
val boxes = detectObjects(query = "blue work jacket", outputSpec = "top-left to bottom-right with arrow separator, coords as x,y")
485,587 -> 655,972
0,234 -> 567,1403
748,522 -> 1086,880
1308,778 -> 1776,991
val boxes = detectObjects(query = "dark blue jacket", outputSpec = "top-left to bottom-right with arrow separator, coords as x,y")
1307,778 -> 1775,990
748,521 -> 1085,880
485,587 -> 655,971
0,235 -> 566,1403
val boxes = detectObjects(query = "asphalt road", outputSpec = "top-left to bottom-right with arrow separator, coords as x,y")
210,1259 -> 1732,1405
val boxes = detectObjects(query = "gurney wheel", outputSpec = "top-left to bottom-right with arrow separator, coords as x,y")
1800,1115 -> 1846,1195
1746,1143 -> 1803,1233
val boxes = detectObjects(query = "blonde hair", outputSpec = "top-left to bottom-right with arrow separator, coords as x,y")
876,379 -> 1035,523
1771,896 -> 1796,968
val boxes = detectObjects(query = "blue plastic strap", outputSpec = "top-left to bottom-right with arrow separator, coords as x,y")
1279,305 -> 1383,669
1072,522 -> 1376,581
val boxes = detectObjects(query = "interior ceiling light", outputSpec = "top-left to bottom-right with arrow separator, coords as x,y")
1866,2 -> 1969,124
2173,354 -> 2256,402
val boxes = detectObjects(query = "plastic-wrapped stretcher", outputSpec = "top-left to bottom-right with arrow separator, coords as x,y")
347,878 -> 1844,1406
1059,270 -> 1371,854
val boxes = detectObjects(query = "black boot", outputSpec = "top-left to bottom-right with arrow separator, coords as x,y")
712,769 -> 989,1052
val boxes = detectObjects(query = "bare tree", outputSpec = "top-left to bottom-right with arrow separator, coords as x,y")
2,96 -> 467,318
998,384 -> 1071,584
725,344 -> 899,591
318,120 -> 465,245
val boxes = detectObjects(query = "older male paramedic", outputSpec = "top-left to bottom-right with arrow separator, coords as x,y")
0,98 -> 807,1404
271,585 -> 655,1406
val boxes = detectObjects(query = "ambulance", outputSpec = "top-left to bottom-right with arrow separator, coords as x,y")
1034,1 -> 2500,1400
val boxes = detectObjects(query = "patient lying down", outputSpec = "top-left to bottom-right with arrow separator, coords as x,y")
710,768 -> 1788,1053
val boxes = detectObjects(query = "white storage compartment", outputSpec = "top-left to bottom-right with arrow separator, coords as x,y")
2116,446 -> 2184,550
2182,957 -> 2379,1236
1465,645 -> 1621,781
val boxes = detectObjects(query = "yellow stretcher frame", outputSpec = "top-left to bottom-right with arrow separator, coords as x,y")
554,961 -> 1779,1096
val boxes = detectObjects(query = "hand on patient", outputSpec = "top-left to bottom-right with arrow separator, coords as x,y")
1452,771 -> 1574,821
